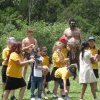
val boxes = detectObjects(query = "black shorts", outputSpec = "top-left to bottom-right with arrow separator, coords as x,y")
1,65 -> 7,83
5,76 -> 26,90
51,67 -> 58,81
46,72 -> 51,82
56,78 -> 70,89
93,69 -> 99,78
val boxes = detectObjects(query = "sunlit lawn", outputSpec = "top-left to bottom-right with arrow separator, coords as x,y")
0,67 -> 100,100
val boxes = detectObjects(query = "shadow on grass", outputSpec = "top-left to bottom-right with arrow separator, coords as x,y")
70,91 -> 80,93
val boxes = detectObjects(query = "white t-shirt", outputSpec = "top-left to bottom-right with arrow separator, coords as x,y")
33,56 -> 43,77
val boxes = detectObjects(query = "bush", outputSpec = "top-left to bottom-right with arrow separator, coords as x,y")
0,21 -> 67,58
0,21 -> 100,59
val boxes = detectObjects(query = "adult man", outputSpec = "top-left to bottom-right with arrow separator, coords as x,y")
64,18 -> 82,43
22,29 -> 38,77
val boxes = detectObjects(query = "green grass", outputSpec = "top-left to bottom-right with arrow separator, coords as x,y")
0,67 -> 100,100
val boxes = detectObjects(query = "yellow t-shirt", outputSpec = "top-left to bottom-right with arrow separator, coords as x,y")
61,47 -> 67,58
55,67 -> 71,80
89,48 -> 98,69
2,47 -> 10,66
7,52 -> 23,78
42,55 -> 49,67
52,51 -> 65,68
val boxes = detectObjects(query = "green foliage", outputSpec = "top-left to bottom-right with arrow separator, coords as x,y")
0,21 -> 67,58
0,0 -> 100,57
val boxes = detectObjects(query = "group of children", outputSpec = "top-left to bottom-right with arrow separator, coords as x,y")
1,29 -> 100,100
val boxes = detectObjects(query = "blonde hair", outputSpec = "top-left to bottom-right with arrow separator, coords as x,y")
52,41 -> 63,52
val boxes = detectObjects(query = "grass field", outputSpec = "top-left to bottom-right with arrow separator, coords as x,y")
0,67 -> 100,100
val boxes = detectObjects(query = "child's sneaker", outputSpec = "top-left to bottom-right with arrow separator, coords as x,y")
44,96 -> 49,100
58,97 -> 64,100
47,90 -> 52,94
64,96 -> 70,100
52,94 -> 58,98
10,96 -> 16,100
94,98 -> 99,100
31,98 -> 36,100
36,98 -> 41,100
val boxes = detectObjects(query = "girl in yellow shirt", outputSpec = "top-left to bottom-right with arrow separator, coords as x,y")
2,37 -> 16,100
51,41 -> 67,98
41,47 -> 50,99
88,36 -> 100,91
3,42 -> 34,100
55,64 -> 77,98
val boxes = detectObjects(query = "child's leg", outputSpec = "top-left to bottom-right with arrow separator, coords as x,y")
19,86 -> 26,100
3,90 -> 10,100
80,83 -> 87,99
22,65 -> 28,78
2,83 -> 6,93
31,77 -> 37,98
10,90 -> 16,99
90,83 -> 96,99
53,81 -> 59,95
37,77 -> 43,98
42,77 -> 46,96
93,69 -> 99,91
66,79 -> 70,93
59,79 -> 66,96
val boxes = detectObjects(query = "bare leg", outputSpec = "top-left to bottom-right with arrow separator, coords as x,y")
19,86 -> 26,100
66,86 -> 70,94
60,89 -> 66,96
80,84 -> 87,99
43,77 -> 46,96
23,65 -> 28,78
94,82 -> 97,91
53,81 -> 59,96
10,90 -> 15,97
3,90 -> 10,100
90,83 -> 96,99
2,83 -> 6,92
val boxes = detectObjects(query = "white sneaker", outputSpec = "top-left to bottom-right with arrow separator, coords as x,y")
65,96 -> 70,100
36,98 -> 41,100
31,98 -> 36,100
53,94 -> 58,98
44,96 -> 49,100
58,97 -> 64,100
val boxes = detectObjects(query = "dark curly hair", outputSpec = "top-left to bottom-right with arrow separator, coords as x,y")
67,64 -> 77,80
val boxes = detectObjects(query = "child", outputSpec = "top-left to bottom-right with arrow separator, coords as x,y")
79,42 -> 98,100
51,41 -> 66,98
2,37 -> 16,100
30,48 -> 43,100
3,42 -> 34,100
41,47 -> 50,99
55,64 -> 77,99
88,36 -> 100,91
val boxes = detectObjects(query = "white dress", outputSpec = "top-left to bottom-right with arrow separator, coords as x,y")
79,50 -> 96,83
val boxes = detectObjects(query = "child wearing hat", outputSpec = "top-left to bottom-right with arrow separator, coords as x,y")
2,37 -> 16,100
88,36 -> 100,91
